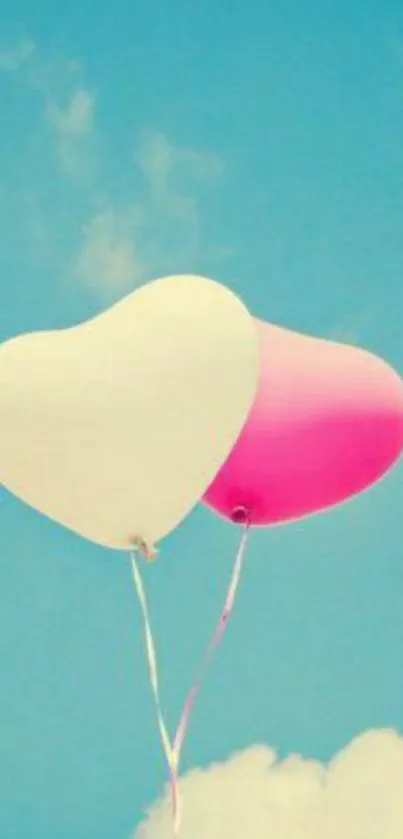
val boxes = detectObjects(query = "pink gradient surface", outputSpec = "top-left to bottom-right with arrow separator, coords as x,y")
203,320 -> 403,526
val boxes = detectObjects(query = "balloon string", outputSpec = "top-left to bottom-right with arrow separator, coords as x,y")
172,521 -> 250,764
130,521 -> 250,836
130,554 -> 180,835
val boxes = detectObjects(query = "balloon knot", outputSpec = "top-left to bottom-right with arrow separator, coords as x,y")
130,536 -> 159,562
230,505 -> 250,525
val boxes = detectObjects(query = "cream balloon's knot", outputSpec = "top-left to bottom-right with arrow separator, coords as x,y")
131,536 -> 159,562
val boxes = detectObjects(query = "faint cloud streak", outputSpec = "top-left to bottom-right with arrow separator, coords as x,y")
0,42 -> 224,299
45,88 -> 96,179
74,208 -> 142,296
75,130 -> 223,296
0,39 -> 36,72
46,88 -> 94,138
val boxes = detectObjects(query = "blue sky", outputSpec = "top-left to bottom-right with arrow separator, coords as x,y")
1,1 -> 403,837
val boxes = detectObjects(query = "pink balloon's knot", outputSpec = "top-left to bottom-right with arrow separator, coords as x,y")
230,505 -> 250,525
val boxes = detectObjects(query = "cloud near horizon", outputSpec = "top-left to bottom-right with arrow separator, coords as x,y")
133,728 -> 403,838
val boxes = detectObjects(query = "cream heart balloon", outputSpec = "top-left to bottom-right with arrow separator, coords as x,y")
0,274 -> 259,550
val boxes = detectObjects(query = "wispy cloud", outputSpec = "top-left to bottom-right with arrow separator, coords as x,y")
135,130 -> 222,266
134,728 -> 403,837
0,43 -> 96,181
137,130 -> 223,204
327,312 -> 374,347
1,43 -> 224,300
45,87 -> 96,179
74,130 -> 223,296
46,87 -> 94,138
327,324 -> 361,345
0,39 -> 35,72
74,208 -> 142,295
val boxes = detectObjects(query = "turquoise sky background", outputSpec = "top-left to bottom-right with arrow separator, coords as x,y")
1,1 -> 403,837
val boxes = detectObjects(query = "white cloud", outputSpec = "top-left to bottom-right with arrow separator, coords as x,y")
327,325 -> 361,346
0,41 -> 223,297
131,130 -> 222,274
74,208 -> 142,295
327,313 -> 373,347
46,88 -> 94,137
0,39 -> 35,72
133,728 -> 403,838
137,131 -> 175,200
0,41 -> 95,180
46,88 -> 95,178
74,131 -> 222,297
137,131 -> 222,205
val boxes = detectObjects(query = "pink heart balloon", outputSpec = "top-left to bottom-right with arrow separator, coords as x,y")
203,320 -> 403,526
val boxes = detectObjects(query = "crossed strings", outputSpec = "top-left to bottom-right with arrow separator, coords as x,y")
130,521 -> 250,836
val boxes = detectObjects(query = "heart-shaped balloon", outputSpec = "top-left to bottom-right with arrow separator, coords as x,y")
203,319 -> 403,526
0,275 -> 259,549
